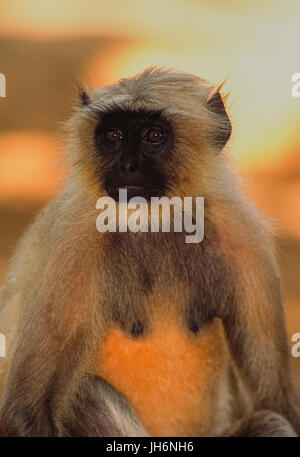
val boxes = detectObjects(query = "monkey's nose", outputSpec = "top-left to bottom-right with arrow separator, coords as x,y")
120,158 -> 138,173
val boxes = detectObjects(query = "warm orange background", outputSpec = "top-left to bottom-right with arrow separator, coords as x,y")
0,1 -> 299,389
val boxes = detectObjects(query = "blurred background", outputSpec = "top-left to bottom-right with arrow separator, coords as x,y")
0,0 -> 299,388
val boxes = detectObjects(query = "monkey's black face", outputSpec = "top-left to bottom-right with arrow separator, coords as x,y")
94,109 -> 174,200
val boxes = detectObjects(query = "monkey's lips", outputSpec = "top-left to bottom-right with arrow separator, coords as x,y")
106,184 -> 165,201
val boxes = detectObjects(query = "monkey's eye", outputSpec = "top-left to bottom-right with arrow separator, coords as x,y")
143,127 -> 165,144
105,129 -> 123,143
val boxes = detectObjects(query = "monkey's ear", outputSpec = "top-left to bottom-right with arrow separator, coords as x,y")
80,90 -> 91,106
207,91 -> 232,152
77,85 -> 92,106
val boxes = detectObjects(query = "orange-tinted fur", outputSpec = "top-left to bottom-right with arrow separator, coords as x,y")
97,318 -> 229,436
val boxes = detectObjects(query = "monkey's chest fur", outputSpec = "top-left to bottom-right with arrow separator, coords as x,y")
96,230 -> 232,436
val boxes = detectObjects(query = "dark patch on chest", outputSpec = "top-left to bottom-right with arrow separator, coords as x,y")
99,207 -> 233,336
187,318 -> 199,334
130,319 -> 145,337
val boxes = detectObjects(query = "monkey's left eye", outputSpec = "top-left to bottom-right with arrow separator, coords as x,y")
143,127 -> 165,144
105,129 -> 123,143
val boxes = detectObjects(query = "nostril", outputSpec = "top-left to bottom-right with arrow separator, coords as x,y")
120,160 -> 126,172
129,162 -> 137,173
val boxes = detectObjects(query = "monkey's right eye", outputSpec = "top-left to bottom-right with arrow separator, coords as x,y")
105,129 -> 123,143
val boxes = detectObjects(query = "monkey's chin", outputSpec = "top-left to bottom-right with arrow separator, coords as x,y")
106,186 -> 165,201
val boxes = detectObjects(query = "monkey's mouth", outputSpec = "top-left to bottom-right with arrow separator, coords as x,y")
106,184 -> 165,201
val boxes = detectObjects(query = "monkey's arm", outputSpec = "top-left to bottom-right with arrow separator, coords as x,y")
222,410 -> 297,437
1,370 -> 146,437
215,201 -> 300,435
1,366 -> 146,437
0,197 -> 147,436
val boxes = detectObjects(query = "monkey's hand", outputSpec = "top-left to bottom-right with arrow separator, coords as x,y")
58,374 -> 148,437
281,394 -> 300,436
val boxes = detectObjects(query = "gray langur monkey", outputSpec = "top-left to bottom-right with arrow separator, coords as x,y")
0,67 -> 299,437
